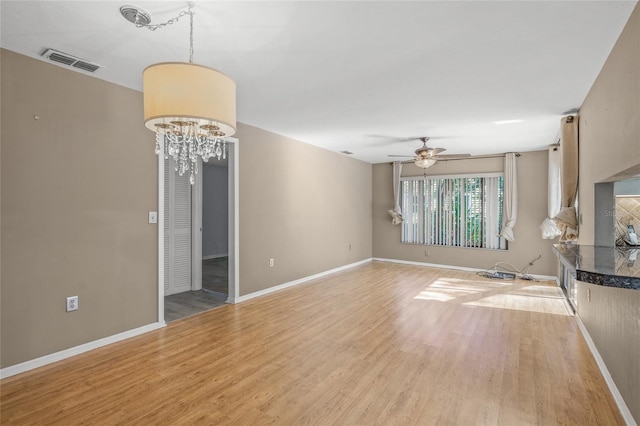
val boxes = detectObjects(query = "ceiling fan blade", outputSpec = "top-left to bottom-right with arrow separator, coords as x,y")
435,154 -> 472,159
430,147 -> 447,155
368,135 -> 423,142
365,135 -> 420,146
388,154 -> 415,158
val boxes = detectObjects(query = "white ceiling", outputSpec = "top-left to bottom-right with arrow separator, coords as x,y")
1,1 -> 637,163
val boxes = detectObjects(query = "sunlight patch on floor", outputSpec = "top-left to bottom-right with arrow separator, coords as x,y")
414,290 -> 457,302
464,293 -> 570,315
413,278 -> 491,301
430,277 -> 511,293
412,276 -> 571,316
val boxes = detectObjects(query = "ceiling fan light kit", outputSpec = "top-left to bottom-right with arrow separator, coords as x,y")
415,157 -> 437,168
121,3 -> 236,185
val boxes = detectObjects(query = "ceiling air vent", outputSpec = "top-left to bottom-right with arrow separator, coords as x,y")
340,150 -> 354,155
41,49 -> 102,73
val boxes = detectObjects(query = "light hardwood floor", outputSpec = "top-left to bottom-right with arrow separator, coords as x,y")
0,261 -> 624,425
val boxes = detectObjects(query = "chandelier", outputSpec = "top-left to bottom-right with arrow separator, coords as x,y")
121,4 -> 236,184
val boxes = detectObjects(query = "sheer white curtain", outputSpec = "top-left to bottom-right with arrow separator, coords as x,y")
499,152 -> 517,241
540,145 -> 562,238
388,161 -> 403,225
485,177 -> 502,249
553,115 -> 579,241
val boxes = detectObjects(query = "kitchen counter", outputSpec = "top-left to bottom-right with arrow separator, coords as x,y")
553,244 -> 640,290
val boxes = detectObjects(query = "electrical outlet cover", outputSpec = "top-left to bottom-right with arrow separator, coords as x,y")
66,296 -> 78,312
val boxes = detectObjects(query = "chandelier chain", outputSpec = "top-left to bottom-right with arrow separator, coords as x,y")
189,5 -> 194,63
136,3 -> 195,33
135,4 -> 195,63
136,10 -> 189,31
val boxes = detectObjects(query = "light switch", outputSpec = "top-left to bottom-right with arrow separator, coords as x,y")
148,211 -> 158,224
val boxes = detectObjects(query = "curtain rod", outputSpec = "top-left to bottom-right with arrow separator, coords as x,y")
389,152 -> 520,165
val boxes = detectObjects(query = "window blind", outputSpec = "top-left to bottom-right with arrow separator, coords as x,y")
401,175 -> 506,250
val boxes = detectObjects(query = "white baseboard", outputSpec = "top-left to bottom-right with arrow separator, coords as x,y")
232,258 -> 373,303
374,257 -> 482,273
529,273 -> 560,282
574,316 -> 637,426
202,254 -> 228,260
373,257 -> 558,282
0,321 -> 166,379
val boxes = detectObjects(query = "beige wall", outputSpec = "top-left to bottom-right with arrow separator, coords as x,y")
372,151 -> 556,276
0,49 -> 373,367
1,49 -> 158,368
236,123 -> 372,296
575,3 -> 640,423
578,2 -> 640,245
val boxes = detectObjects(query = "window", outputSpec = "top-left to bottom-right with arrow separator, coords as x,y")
401,174 -> 506,249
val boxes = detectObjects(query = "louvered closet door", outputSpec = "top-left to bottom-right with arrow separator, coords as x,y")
164,157 -> 192,296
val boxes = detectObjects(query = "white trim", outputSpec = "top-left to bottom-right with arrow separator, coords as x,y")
373,258 -> 558,282
529,273 -> 560,282
202,254 -> 229,260
0,322 -> 166,379
157,152 -> 165,324
232,258 -> 372,303
191,160 -> 203,291
374,257 -> 488,273
575,316 -> 637,426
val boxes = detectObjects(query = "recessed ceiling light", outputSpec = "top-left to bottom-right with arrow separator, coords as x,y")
494,119 -> 523,125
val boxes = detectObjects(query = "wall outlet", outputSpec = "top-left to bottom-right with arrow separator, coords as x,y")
66,296 -> 78,312
425,250 -> 430,257
269,258 -> 274,267
148,211 -> 158,224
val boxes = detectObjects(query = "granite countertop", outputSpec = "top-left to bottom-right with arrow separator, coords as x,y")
553,244 -> 640,290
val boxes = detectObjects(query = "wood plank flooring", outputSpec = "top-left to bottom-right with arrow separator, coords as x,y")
0,261 -> 624,425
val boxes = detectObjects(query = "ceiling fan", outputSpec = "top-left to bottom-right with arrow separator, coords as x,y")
388,137 -> 471,168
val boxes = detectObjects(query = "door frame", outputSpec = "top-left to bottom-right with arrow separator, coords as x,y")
157,138 -> 239,324
191,163 -> 202,292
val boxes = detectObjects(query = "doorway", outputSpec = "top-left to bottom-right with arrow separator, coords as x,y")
158,139 -> 239,324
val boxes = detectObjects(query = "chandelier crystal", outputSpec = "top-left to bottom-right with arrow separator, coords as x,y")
154,122 -> 227,184
124,4 -> 236,184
